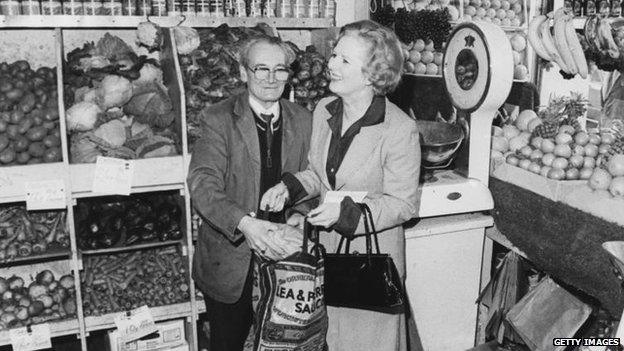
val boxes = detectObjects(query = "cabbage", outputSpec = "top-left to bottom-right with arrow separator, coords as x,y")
173,26 -> 200,55
93,119 -> 127,147
66,101 -> 101,132
133,63 -> 163,88
98,75 -> 133,110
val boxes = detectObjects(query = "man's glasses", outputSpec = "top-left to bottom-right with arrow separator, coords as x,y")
247,66 -> 291,82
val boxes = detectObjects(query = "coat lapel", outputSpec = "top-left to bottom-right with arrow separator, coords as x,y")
232,93 -> 261,170
280,101 -> 296,171
334,125 -> 383,190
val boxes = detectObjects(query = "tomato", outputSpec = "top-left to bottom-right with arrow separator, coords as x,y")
0,134 -> 9,152
27,142 -> 45,158
15,151 -> 30,164
42,135 -> 61,148
0,147 -> 16,164
9,110 -> 24,124
13,136 -> 29,152
25,126 -> 47,142
42,147 -> 61,163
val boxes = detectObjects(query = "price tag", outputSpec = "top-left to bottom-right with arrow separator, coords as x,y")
114,305 -> 157,343
92,157 -> 134,196
24,180 -> 66,211
9,324 -> 52,351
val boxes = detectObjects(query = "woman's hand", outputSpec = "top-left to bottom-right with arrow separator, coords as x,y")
307,202 -> 341,228
260,182 -> 290,212
286,212 -> 306,230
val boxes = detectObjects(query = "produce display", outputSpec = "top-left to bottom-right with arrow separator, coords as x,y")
0,270 -> 76,330
527,7 -> 589,79
509,33 -> 529,80
402,39 -> 444,75
581,14 -> 624,72
491,93 -> 624,199
395,7 -> 453,50
0,60 -> 61,166
289,45 -> 331,111
0,206 -> 69,261
463,0 -> 525,27
75,193 -> 183,250
63,31 -> 180,163
179,24 -> 270,148
80,247 -> 189,316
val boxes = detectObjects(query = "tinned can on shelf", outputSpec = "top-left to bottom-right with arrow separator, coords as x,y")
249,0 -> 261,17
181,0 -> 194,15
151,0 -> 166,16
0,0 -> 21,14
209,0 -> 223,16
136,0 -> 150,14
101,0 -> 121,14
573,0 -> 583,16
167,0 -> 182,15
321,0 -> 335,19
563,0 -> 573,12
84,0 -> 104,14
122,0 -> 137,15
293,0 -> 307,18
20,0 -> 41,14
586,0 -> 596,14
63,0 -> 85,14
41,0 -> 62,14
611,0 -> 621,16
308,0 -> 319,18
598,0 -> 610,15
264,0 -> 277,17
230,0 -> 244,17
196,0 -> 209,15
277,0 -> 292,17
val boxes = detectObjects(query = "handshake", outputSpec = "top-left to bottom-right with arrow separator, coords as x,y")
238,213 -> 306,261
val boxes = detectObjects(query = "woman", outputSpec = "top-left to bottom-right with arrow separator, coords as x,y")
261,20 -> 421,351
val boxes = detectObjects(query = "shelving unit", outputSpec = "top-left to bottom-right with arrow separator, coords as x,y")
0,13 -> 336,351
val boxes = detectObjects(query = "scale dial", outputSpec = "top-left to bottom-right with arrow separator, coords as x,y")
442,22 -> 514,113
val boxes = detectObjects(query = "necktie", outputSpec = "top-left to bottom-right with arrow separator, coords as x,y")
260,113 -> 274,168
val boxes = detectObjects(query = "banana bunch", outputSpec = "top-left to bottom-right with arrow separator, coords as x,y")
528,8 -> 588,78
584,14 -> 624,70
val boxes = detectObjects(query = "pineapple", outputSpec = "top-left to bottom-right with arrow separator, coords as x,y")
603,136 -> 624,165
532,121 -> 560,138
533,92 -> 587,138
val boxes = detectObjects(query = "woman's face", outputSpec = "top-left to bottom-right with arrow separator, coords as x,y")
327,34 -> 372,98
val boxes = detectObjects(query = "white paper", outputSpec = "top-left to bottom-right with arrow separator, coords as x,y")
114,305 -> 157,343
9,324 -> 52,351
24,180 -> 66,211
92,157 -> 134,196
323,191 -> 367,204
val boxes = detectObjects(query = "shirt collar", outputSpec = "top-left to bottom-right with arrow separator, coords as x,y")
326,95 -> 386,129
249,95 -> 280,124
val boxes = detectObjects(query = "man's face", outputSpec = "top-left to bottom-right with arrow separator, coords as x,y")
240,42 -> 289,107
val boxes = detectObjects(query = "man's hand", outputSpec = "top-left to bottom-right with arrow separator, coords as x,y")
260,182 -> 289,212
238,216 -> 286,261
286,212 -> 306,230
307,202 -> 341,228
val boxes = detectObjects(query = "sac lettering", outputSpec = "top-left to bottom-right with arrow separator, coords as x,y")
295,298 -> 325,313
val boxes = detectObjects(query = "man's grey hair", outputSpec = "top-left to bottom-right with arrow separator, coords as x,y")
238,36 -> 297,68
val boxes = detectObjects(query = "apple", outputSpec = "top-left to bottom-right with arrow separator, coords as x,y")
572,144 -> 585,156
588,133 -> 602,145
409,50 -> 421,64
529,162 -> 541,174
579,167 -> 594,180
541,153 -> 555,167
541,139 -> 556,153
421,51 -> 434,64
514,65 -> 528,80
512,2 -> 522,13
609,177 -> 624,197
424,40 -> 435,52
414,62 -> 427,74
599,143 -> 611,154
404,61 -> 415,73
512,51 -> 523,65
569,154 -> 584,168
433,52 -> 444,65
548,168 -> 565,180
491,0 -> 501,8
506,154 -> 519,166
540,166 -> 552,177
584,144 -> 599,157
518,158 -> 531,170
510,34 -> 526,52
573,131 -> 589,146
566,168 -> 580,180
520,145 -> 533,158
501,0 -> 510,10
529,149 -> 543,161
530,136 -> 543,149
555,132 -> 573,145
583,156 -> 596,169
559,125 -> 576,135
476,7 -> 487,17
607,155 -> 624,177
413,39 -> 425,52
482,0 -> 491,7
601,133 -> 616,144
426,63 -> 439,75
552,157 -> 569,169
496,8 -> 507,19
554,144 -> 572,158
589,168 -> 612,190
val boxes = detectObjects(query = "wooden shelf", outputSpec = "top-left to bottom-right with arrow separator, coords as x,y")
84,302 -> 191,332
0,248 -> 70,266
80,240 -> 181,255
0,15 -> 333,28
0,162 -> 67,205
0,318 -> 80,345
69,156 -> 185,198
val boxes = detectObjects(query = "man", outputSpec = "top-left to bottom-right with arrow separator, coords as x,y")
187,36 -> 312,351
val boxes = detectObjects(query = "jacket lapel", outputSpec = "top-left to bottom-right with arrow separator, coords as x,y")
334,125 -> 383,190
280,101 -> 296,171
232,93 -> 261,170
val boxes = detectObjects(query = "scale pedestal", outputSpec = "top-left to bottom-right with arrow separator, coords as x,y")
404,21 -> 513,350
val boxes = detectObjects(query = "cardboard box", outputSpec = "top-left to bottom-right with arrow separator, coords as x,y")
108,319 -> 187,351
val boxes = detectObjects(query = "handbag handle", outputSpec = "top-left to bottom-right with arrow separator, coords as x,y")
335,203 -> 381,255
303,219 -> 322,259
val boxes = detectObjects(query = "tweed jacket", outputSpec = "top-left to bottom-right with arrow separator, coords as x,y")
294,96 -> 421,276
188,92 -> 312,303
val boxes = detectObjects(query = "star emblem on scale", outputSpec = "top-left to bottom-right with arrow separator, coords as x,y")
464,35 -> 475,47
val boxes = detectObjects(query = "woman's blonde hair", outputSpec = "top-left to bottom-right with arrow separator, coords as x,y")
339,20 -> 404,95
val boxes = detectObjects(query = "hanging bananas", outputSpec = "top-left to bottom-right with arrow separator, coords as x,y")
527,7 -> 589,78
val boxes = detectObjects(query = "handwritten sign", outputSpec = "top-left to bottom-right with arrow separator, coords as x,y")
323,191 -> 367,204
9,324 -> 51,351
114,305 -> 157,342
92,157 -> 134,196
24,180 -> 66,211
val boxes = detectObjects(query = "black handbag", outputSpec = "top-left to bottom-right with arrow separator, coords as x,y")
323,203 -> 406,314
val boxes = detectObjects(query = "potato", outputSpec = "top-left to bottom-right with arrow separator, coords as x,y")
25,126 -> 47,141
